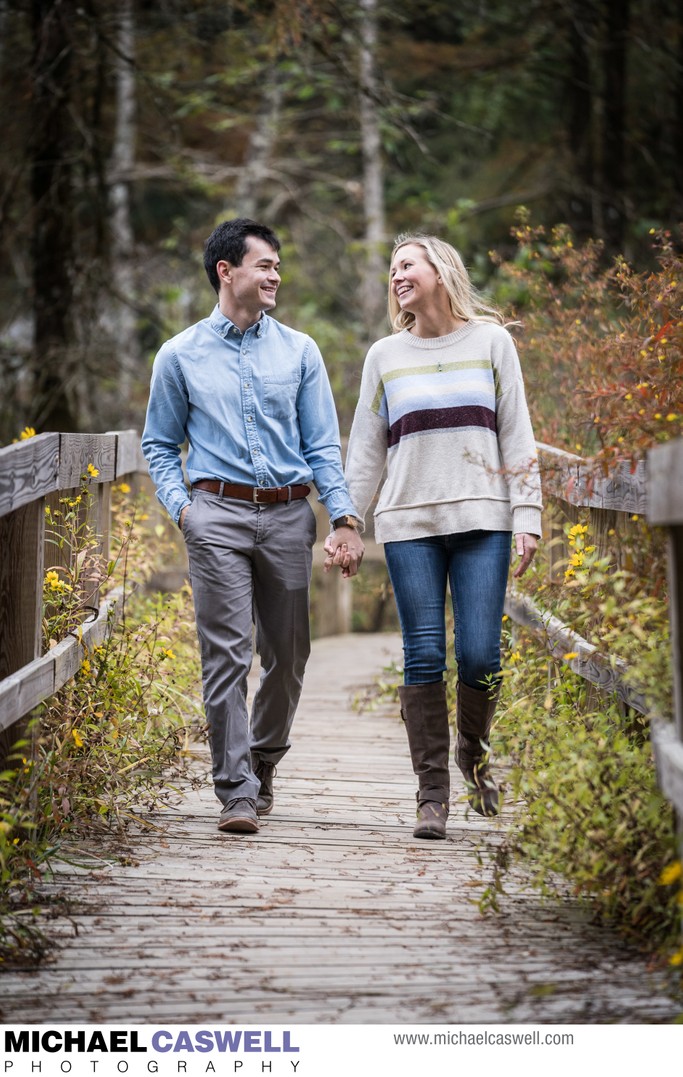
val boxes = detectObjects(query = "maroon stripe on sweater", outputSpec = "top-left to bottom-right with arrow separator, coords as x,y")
388,405 -> 496,448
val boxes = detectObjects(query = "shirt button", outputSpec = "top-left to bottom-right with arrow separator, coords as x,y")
247,416 -> 253,422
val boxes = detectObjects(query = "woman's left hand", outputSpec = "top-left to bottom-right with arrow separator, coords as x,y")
513,532 -> 538,578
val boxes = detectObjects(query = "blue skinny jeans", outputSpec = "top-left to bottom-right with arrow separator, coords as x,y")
384,530 -> 511,688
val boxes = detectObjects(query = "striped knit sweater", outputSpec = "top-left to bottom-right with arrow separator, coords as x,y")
344,320 -> 543,543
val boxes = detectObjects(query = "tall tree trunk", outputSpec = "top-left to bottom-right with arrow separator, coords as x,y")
674,8 -> 683,214
566,0 -> 595,234
30,0 -> 77,432
601,0 -> 629,248
235,72 -> 282,219
109,0 -> 137,407
358,0 -> 386,338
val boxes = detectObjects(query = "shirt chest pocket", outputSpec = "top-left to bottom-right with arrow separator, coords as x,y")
262,375 -> 300,419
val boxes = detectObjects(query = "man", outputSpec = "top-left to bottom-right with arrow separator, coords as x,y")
142,218 -> 364,834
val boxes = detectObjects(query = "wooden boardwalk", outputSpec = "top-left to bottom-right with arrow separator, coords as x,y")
0,632 -> 680,1024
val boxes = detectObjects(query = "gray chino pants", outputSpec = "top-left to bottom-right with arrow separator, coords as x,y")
182,488 -> 317,806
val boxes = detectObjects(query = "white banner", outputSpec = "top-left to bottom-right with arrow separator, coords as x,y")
0,1024 -> 678,1077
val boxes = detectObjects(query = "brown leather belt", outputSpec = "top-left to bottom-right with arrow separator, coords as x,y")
192,479 -> 310,504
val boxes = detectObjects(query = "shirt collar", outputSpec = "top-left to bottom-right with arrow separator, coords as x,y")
209,305 -> 269,339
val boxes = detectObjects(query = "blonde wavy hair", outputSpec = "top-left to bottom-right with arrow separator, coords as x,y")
388,233 -> 507,333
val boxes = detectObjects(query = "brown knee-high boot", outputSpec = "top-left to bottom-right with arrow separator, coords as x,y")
398,681 -> 451,839
454,679 -> 500,817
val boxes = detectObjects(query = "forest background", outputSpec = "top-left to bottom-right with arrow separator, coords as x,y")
3,0 -> 683,964
1,0 -> 682,446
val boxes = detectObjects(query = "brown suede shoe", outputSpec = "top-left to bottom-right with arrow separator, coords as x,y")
217,797 -> 259,833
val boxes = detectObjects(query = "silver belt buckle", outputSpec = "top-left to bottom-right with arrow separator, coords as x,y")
253,486 -> 267,504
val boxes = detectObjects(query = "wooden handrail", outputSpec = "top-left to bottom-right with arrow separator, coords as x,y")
0,430 -> 145,518
0,431 -> 148,748
500,438 -> 683,824
536,442 -> 647,513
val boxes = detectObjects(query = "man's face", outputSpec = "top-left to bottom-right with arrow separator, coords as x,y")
218,236 -> 281,318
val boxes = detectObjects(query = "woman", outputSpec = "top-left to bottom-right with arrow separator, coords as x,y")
327,234 -> 542,839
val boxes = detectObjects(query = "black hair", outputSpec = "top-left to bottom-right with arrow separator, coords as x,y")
203,218 -> 281,294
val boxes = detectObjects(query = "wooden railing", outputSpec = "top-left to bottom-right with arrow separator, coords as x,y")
647,439 -> 683,825
0,430 -> 147,751
1,429 -> 682,834
503,439 -> 683,827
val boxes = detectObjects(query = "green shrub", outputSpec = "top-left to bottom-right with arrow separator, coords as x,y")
0,480 -> 202,966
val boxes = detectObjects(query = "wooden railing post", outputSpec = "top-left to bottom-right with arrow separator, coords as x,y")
0,431 -> 147,753
647,440 -> 683,864
0,435 -> 60,763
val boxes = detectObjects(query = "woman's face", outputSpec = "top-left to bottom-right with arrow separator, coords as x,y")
390,243 -> 440,314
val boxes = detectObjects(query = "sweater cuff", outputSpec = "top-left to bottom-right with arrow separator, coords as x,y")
512,506 -> 542,538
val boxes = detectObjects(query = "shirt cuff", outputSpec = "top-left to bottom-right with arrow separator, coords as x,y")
158,488 -> 191,525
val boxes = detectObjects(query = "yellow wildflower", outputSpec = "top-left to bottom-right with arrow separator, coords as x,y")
666,413 -> 678,422
19,426 -> 36,440
81,658 -> 91,675
45,570 -> 72,594
86,463 -> 100,478
659,861 -> 682,886
71,729 -> 84,748
669,949 -> 683,968
563,652 -> 579,661
118,482 -> 131,494
161,648 -> 176,661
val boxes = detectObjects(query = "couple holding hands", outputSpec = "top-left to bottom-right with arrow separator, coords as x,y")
142,217 -> 541,839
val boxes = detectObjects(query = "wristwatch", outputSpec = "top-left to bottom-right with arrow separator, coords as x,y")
332,514 -> 359,530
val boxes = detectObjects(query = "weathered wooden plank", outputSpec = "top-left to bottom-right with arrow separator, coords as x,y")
504,588 -> 650,713
0,588 -> 124,734
0,499 -> 43,678
647,438 -> 683,526
111,428 -> 148,479
1,633 -> 680,1028
57,432 -> 117,487
538,442 -> 647,514
651,718 -> 683,817
666,525 -> 683,742
0,432 -> 60,517
0,657 -> 54,735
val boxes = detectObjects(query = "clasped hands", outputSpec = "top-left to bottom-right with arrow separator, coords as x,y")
323,527 -> 365,578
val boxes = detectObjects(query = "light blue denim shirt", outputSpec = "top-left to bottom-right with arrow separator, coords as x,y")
141,306 -> 357,524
